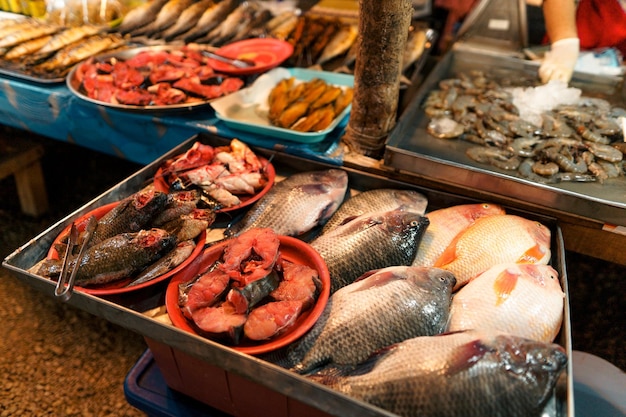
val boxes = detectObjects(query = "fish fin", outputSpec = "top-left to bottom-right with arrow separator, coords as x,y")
433,234 -> 462,267
517,243 -> 547,264
446,338 -> 493,375
493,267 -> 519,306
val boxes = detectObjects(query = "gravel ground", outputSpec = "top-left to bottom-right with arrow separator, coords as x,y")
0,130 -> 623,416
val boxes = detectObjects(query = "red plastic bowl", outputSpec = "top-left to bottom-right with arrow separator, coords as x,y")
207,38 -> 294,76
47,201 -> 206,296
153,155 -> 275,213
165,235 -> 330,355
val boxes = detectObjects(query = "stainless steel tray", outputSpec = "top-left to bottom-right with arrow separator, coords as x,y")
384,48 -> 626,227
3,133 -> 574,417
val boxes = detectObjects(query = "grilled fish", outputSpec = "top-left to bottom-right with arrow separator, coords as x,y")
3,35 -> 53,60
448,263 -> 564,343
321,188 -> 428,234
0,24 -> 62,49
161,0 -> 214,41
310,209 -> 430,293
227,169 -> 348,237
194,1 -> 255,46
131,0 -> 196,37
316,23 -> 358,66
181,0 -> 240,42
311,330 -> 567,417
116,0 -> 170,34
287,266 -> 456,373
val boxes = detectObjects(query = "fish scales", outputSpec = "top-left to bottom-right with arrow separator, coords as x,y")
448,263 -> 565,343
311,209 -> 430,294
228,169 -> 348,237
321,188 -> 428,234
287,266 -> 456,374
412,203 -> 505,267
313,330 -> 567,417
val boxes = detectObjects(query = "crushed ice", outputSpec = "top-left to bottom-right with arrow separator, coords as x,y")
509,80 -> 582,127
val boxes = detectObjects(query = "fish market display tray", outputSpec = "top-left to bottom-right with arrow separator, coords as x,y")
3,133 -> 573,417
211,67 -> 354,144
384,48 -> 626,228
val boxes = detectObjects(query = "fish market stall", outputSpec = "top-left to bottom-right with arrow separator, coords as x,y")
380,1 -> 626,266
4,134 -> 574,417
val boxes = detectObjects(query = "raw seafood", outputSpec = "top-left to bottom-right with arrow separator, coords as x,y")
448,263 -> 564,343
310,330 -> 567,417
227,169 -> 348,237
310,209 -> 429,293
321,188 -> 428,234
434,214 -> 551,290
127,239 -> 196,287
286,266 -> 456,373
412,203 -> 506,267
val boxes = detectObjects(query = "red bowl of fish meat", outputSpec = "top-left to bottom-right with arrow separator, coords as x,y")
47,202 -> 206,296
153,153 -> 275,213
165,235 -> 330,355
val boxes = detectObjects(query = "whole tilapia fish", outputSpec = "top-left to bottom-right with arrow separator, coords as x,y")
227,169 -> 348,237
312,330 -> 568,417
321,188 -> 428,234
412,203 -> 505,267
116,0 -> 170,34
310,209 -> 430,293
448,263 -> 564,343
286,266 -> 456,374
433,214 -> 552,290
89,188 -> 169,247
34,228 -> 177,286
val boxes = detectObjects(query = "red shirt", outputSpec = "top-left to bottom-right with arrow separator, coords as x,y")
577,0 -> 626,56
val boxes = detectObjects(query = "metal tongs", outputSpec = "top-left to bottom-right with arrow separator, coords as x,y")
200,50 -> 255,69
54,215 -> 97,302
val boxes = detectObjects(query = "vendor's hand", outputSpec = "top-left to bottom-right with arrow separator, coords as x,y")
538,38 -> 580,83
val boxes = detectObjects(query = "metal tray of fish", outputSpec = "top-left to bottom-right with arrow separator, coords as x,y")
384,48 -> 626,227
3,132 -> 574,417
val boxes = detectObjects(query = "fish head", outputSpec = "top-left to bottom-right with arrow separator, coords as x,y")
423,266 -> 457,294
517,264 -> 564,294
135,228 -> 177,254
468,202 -> 506,220
519,220 -> 552,264
384,210 -> 430,236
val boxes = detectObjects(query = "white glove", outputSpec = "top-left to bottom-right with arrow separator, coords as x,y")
538,38 -> 580,83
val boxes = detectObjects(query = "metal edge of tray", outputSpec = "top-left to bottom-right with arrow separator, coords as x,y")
384,47 -> 626,227
2,133 -> 573,417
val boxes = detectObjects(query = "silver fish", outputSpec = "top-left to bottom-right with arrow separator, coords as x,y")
310,209 -> 429,293
321,188 -> 428,234
161,0 -> 215,41
181,0 -> 240,42
227,169 -> 348,237
194,1 -> 255,46
287,266 -> 456,374
127,239 -> 196,287
312,330 -> 567,417
116,0 -> 171,34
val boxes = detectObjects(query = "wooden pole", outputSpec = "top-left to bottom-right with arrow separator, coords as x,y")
341,0 -> 413,159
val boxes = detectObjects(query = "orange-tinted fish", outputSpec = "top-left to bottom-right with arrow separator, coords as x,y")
433,214 -> 551,290
412,203 -> 506,267
447,263 -> 564,343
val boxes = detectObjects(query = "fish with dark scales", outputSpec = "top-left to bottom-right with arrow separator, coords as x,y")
310,209 -> 430,293
310,330 -> 568,417
286,265 -> 456,374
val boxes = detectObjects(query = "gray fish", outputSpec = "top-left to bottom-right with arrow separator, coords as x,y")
193,1 -> 255,46
161,0 -> 215,41
181,0 -> 240,42
151,190 -> 201,227
117,0 -> 170,34
287,266 -> 456,374
127,239 -> 196,287
227,8 -> 273,43
89,187 -> 169,247
311,330 -> 568,417
228,169 -> 348,237
321,188 -> 428,234
310,209 -> 429,293
35,228 -> 177,286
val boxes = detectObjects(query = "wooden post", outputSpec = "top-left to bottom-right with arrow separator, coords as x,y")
341,0 -> 413,159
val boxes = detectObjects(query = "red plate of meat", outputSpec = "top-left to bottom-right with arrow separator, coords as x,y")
153,139 -> 275,213
206,38 -> 294,76
45,200 -> 206,296
66,44 -> 247,113
165,228 -> 330,355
